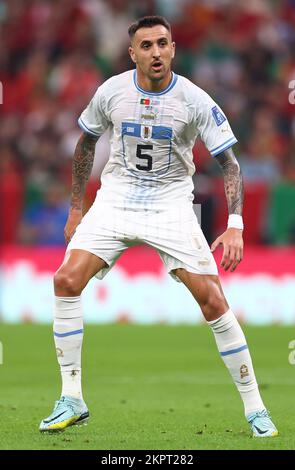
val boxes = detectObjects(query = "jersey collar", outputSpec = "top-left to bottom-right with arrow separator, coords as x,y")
133,70 -> 178,96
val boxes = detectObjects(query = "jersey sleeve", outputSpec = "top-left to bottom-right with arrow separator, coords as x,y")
195,90 -> 237,157
78,83 -> 110,137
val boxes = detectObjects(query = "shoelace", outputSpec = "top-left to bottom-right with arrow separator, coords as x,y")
248,409 -> 269,424
53,397 -> 76,414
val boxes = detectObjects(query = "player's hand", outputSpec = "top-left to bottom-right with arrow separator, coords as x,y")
64,208 -> 83,244
211,228 -> 243,272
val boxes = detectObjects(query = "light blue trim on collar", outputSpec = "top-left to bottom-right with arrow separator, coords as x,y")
133,70 -> 178,96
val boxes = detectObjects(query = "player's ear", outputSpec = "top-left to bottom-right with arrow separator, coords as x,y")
129,46 -> 136,64
171,41 -> 176,59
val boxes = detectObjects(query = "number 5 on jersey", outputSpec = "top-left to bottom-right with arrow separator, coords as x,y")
121,122 -> 172,177
136,145 -> 153,171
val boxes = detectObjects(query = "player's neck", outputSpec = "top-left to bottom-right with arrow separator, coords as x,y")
136,69 -> 173,93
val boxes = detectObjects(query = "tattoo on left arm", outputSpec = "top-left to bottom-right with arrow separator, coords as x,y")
215,148 -> 244,215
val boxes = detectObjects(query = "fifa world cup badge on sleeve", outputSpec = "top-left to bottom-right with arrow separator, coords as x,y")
211,106 -> 226,126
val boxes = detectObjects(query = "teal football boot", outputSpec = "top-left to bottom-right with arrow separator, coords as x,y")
39,396 -> 89,432
247,409 -> 278,437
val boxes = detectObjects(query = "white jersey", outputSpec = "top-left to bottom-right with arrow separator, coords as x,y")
78,70 -> 237,209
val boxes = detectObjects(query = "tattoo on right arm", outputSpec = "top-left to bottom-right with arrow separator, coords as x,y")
71,132 -> 98,210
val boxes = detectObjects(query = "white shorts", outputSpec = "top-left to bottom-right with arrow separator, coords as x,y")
66,202 -> 218,282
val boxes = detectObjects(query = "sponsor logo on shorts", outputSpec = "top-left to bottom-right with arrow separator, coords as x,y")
198,258 -> 210,266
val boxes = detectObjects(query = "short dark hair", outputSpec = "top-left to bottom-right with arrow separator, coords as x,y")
128,15 -> 171,40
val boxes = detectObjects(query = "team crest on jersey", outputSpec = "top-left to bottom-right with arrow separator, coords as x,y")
212,106 -> 226,126
141,125 -> 152,139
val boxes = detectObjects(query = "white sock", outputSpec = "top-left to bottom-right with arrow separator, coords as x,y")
207,309 -> 265,416
53,296 -> 83,400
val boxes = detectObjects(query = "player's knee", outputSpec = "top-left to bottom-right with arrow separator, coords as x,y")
200,291 -> 228,320
54,269 -> 82,296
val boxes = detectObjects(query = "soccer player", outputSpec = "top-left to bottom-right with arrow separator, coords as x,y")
39,16 -> 278,437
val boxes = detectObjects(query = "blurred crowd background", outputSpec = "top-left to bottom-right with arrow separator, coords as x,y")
1,0 -> 295,247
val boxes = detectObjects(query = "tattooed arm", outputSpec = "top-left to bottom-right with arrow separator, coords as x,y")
64,132 -> 99,243
210,147 -> 244,272
214,147 -> 244,216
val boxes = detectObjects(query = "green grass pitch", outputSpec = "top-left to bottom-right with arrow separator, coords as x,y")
0,323 -> 294,450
